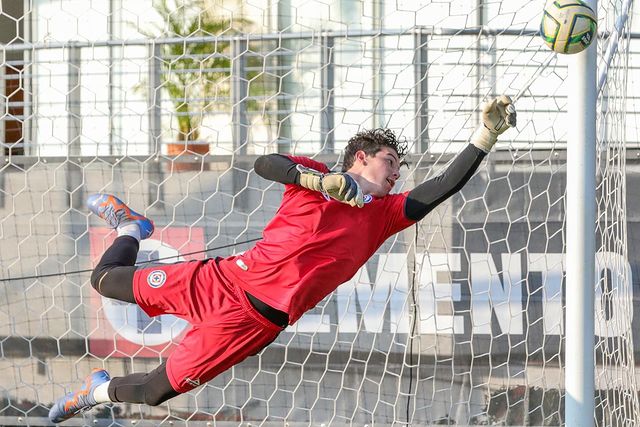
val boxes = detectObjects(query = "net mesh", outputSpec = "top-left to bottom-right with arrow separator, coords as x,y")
0,0 -> 638,425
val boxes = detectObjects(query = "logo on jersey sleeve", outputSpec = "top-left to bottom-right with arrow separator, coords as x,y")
147,270 -> 167,288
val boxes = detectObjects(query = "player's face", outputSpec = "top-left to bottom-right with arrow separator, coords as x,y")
359,147 -> 401,197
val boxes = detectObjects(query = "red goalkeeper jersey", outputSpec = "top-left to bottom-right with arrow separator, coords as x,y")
217,155 -> 416,324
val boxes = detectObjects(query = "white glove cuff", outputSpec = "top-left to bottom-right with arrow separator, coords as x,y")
471,125 -> 498,153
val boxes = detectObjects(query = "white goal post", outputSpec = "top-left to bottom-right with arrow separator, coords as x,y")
0,0 -> 639,425
566,0 -> 597,424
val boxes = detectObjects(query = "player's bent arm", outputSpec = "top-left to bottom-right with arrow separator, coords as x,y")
254,155 -> 362,207
254,154 -> 301,185
255,154 -> 364,208
404,144 -> 486,221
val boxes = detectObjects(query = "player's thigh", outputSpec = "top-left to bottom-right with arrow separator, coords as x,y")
133,260 -> 204,319
165,320 -> 280,393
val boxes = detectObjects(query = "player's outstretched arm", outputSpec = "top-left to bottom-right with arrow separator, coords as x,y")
404,95 -> 517,221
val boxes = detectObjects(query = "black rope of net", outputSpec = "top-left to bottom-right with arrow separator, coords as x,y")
0,238 -> 262,283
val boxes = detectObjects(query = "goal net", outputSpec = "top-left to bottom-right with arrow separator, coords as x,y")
0,0 -> 638,425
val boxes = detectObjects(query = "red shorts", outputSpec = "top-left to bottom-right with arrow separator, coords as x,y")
132,259 -> 283,393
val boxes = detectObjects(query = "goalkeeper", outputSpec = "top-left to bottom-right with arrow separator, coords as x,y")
49,96 -> 516,423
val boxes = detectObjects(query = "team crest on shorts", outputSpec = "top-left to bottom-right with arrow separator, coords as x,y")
147,270 -> 167,288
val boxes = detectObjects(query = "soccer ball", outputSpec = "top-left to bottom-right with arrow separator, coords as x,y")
540,0 -> 597,54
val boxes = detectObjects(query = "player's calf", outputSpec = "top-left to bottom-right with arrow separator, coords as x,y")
89,231 -> 140,303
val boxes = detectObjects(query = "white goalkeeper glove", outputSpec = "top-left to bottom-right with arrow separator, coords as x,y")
471,95 -> 517,153
296,165 -> 365,208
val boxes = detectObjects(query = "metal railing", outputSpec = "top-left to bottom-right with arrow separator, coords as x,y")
1,28 -> 639,159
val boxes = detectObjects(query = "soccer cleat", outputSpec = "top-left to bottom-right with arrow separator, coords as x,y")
48,368 -> 111,424
87,193 -> 154,239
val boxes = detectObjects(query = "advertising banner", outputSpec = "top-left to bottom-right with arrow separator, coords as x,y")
88,227 -> 205,358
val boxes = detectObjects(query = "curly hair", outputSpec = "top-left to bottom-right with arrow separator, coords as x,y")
341,128 -> 408,172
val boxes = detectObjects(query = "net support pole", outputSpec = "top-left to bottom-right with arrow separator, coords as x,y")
565,1 -> 597,425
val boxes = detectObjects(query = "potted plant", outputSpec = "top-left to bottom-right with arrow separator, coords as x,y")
139,0 -> 237,169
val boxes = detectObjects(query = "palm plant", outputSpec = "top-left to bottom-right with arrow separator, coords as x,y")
140,0 -> 238,145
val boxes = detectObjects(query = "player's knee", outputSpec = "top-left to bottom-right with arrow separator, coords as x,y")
90,267 -> 112,295
91,268 -> 102,291
142,394 -> 165,407
143,389 -> 175,406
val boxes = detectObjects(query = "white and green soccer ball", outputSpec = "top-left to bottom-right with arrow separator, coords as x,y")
540,0 -> 597,54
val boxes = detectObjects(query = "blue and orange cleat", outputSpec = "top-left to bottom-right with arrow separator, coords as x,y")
87,193 -> 154,239
48,368 -> 111,424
